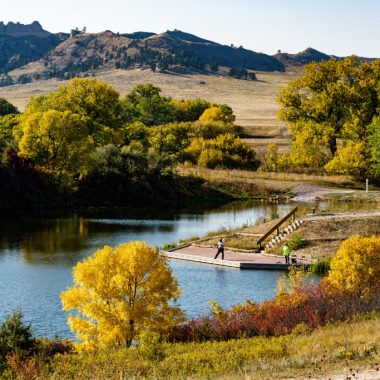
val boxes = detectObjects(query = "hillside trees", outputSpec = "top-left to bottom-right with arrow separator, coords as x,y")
277,57 -> 380,174
61,241 -> 184,351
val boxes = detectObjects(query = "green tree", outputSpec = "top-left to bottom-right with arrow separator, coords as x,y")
149,123 -> 191,161
120,121 -> 150,150
61,241 -> 184,351
368,116 -> 380,177
0,98 -> 19,116
22,78 -> 123,145
17,110 -> 93,175
123,84 -> 177,126
170,98 -> 210,122
278,57 -> 380,160
0,114 -> 20,158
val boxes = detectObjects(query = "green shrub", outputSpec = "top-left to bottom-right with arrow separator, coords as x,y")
191,121 -> 236,139
287,233 -> 307,251
162,243 -> 177,251
139,331 -> 166,361
310,258 -> 331,275
0,311 -> 35,370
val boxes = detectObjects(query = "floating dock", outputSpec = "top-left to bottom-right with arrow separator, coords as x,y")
163,245 -> 312,270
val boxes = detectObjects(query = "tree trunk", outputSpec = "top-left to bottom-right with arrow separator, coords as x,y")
127,319 -> 134,347
329,137 -> 337,156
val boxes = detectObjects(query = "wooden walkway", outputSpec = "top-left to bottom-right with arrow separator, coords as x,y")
163,245 -> 313,270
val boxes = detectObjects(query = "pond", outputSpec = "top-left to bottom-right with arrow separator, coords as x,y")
0,201 -> 299,338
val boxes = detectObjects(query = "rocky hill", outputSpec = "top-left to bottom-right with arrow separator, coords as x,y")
5,28 -> 284,83
273,47 -> 332,69
0,22 -> 377,86
0,21 -> 67,80
0,21 -> 52,38
273,47 -> 378,70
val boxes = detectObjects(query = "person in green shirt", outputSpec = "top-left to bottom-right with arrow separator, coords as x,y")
283,242 -> 291,264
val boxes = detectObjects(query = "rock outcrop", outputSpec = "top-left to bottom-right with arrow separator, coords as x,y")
0,21 -> 51,38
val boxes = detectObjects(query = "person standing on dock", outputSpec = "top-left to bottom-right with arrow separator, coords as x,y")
214,238 -> 225,260
283,243 -> 290,264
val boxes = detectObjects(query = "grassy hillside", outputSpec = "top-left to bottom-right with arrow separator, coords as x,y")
0,69 -> 297,155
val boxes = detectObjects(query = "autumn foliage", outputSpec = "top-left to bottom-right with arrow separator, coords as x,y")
274,57 -> 380,176
170,282 -> 379,343
326,235 -> 380,295
61,242 -> 184,351
170,235 -> 380,343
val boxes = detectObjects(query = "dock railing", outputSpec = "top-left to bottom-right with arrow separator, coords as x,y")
256,207 -> 298,251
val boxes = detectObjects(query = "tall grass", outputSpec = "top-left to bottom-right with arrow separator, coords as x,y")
310,258 -> 331,275
180,166 -> 355,187
15,314 -> 380,379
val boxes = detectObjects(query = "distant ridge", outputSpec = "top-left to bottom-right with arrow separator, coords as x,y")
273,47 -> 332,68
0,21 -> 67,77
0,21 -> 378,86
273,47 -> 378,69
3,26 -> 284,83
0,20 -> 51,38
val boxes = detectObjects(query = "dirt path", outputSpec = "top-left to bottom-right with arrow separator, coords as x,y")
291,184 -> 355,202
303,209 -> 380,221
300,367 -> 380,380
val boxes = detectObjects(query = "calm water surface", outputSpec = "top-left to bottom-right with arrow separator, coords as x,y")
0,202 -> 297,338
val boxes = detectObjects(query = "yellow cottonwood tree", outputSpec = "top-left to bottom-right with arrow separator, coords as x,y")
324,141 -> 367,176
17,109 -> 93,175
22,78 -> 123,145
199,105 -> 235,124
326,235 -> 380,295
61,241 -> 184,351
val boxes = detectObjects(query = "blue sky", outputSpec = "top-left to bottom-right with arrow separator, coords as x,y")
1,0 -> 380,56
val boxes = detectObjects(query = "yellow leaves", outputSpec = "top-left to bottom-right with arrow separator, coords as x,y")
17,109 -> 94,175
199,105 -> 235,124
61,241 -> 184,351
326,235 -> 380,295
288,121 -> 332,167
276,267 -> 310,297
184,133 -> 256,169
277,56 -> 380,174
22,78 -> 123,147
324,141 -> 366,176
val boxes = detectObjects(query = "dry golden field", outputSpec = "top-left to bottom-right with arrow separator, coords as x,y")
0,69 -> 298,153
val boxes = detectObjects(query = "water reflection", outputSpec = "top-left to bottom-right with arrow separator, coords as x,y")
0,201 -> 314,338
0,202 -> 294,266
0,217 -> 89,266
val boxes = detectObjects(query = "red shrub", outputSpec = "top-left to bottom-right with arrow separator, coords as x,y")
169,282 -> 380,343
